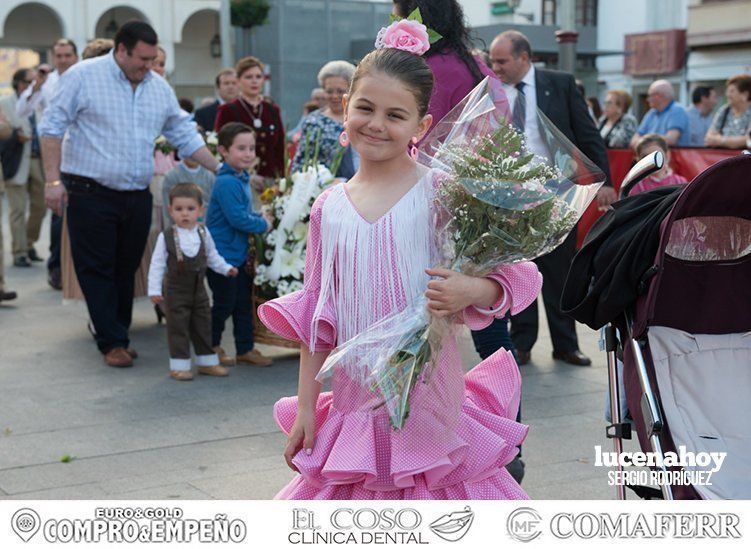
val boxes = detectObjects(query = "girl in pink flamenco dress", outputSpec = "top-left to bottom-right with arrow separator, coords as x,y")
258,36 -> 542,500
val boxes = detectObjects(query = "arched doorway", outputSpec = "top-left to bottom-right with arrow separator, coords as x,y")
173,9 -> 223,105
0,2 -> 63,93
94,6 -> 149,40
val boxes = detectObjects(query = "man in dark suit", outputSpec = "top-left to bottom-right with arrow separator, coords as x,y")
490,30 -> 616,367
193,68 -> 238,132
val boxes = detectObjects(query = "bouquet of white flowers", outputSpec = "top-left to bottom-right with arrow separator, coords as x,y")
316,77 -> 606,429
254,164 -> 336,299
254,124 -> 348,300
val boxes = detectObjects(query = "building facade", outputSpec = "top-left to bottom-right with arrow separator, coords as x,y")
685,0 -> 751,92
0,0 -> 224,101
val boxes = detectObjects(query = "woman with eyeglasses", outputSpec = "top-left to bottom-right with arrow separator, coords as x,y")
290,60 -> 358,179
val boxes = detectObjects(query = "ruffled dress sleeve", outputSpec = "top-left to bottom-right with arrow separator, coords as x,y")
462,262 -> 543,330
257,188 -> 337,351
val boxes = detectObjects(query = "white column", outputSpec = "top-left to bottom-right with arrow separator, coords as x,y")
220,0 -> 232,67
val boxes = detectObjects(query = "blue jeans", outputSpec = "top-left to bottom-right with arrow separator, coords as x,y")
470,316 -> 523,454
207,266 -> 254,355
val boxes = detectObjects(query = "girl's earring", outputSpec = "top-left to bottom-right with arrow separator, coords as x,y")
339,131 -> 350,147
410,146 -> 419,160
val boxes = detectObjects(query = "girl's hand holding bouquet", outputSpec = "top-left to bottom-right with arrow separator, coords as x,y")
424,267 -> 502,318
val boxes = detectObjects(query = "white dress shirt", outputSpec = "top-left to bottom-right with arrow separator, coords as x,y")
500,65 -> 550,162
16,69 -> 60,121
148,226 -> 233,296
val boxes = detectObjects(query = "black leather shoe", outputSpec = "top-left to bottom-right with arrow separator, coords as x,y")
13,256 -> 31,267
506,457 -> 525,484
0,291 -> 18,302
28,248 -> 43,262
516,350 -> 531,365
552,349 -> 592,366
48,268 -> 62,290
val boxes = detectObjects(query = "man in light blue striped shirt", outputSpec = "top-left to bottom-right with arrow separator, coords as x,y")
39,21 -> 220,368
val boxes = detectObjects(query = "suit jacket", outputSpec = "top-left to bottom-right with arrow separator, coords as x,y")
534,68 -> 611,185
0,93 -> 31,184
193,100 -> 219,133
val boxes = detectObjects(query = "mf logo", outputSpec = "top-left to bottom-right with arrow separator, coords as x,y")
506,507 -> 542,542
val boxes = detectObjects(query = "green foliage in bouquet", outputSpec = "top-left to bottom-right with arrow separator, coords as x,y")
154,135 -> 174,155
438,124 -> 578,275
371,327 -> 431,430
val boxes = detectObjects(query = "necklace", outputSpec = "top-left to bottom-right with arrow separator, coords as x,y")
238,96 -> 263,129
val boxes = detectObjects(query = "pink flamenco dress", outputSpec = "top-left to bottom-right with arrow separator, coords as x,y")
258,169 -> 542,500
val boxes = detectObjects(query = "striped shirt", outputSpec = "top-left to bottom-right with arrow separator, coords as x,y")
39,51 -> 205,191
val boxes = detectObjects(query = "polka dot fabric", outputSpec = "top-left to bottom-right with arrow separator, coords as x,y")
259,176 -> 542,500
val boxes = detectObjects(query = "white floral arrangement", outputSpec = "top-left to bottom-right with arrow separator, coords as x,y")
254,164 -> 337,299
204,131 -> 220,160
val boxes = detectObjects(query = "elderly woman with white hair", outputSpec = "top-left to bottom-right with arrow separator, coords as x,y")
290,60 -> 358,179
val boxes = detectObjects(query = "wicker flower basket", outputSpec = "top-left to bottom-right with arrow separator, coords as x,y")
253,295 -> 300,349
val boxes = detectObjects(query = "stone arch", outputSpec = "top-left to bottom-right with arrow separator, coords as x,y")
175,7 -> 220,44
93,5 -> 150,40
0,1 -> 65,50
173,8 -> 223,102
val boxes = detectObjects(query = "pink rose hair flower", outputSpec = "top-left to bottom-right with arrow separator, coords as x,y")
375,19 -> 431,56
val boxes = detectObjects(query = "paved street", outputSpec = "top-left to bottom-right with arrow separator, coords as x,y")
0,209 -> 640,500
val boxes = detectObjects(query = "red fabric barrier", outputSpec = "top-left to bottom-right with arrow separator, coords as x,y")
576,148 -> 740,247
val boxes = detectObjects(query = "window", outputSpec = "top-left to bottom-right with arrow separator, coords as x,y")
542,0 -> 556,25
542,0 -> 598,26
576,0 -> 597,26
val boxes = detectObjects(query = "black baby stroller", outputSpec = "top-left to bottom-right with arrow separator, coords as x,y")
563,152 -> 751,500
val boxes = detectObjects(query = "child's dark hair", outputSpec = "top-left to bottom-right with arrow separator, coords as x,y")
217,122 -> 255,150
635,133 -> 669,158
350,48 -> 434,117
169,183 -> 204,206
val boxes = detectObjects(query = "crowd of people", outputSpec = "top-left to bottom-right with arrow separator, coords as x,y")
0,0 -> 749,501
592,76 -> 751,151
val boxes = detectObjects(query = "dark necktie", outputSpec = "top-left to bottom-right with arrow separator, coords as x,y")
512,82 -> 526,132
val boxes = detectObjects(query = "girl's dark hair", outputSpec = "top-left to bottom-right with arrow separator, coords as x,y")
217,122 -> 255,149
393,0 -> 484,85
350,48 -> 434,117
